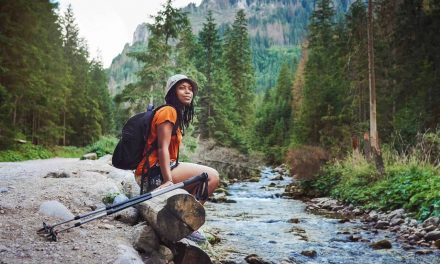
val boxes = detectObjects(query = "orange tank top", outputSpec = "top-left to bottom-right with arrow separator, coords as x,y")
135,106 -> 182,176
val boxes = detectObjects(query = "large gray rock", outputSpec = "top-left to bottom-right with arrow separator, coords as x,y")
390,217 -> 404,226
114,207 -> 140,226
114,244 -> 144,264
423,217 -> 439,228
375,220 -> 389,229
424,231 -> 440,241
387,209 -> 405,220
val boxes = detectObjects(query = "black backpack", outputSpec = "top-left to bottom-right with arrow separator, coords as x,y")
112,104 -> 172,170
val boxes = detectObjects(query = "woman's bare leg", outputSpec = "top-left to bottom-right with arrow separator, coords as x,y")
171,162 -> 219,202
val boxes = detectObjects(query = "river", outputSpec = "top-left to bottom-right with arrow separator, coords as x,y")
205,167 -> 440,264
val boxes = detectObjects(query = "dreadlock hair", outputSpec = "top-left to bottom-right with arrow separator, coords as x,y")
165,84 -> 194,136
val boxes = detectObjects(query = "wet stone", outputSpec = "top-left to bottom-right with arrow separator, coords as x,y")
375,220 -> 389,229
271,175 -> 284,181
288,218 -> 300,224
301,250 -> 317,258
348,235 -> 362,242
422,217 -> 439,228
390,218 -> 404,226
424,231 -> 440,241
369,239 -> 392,250
244,253 -> 269,264
423,225 -> 437,232
388,209 -> 405,220
415,249 -> 433,255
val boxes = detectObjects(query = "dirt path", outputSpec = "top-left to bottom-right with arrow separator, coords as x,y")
0,157 -> 142,264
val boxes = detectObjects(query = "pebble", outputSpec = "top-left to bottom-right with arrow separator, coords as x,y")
288,218 -> 300,224
98,224 -> 114,230
0,245 -> 10,252
0,187 -> 8,193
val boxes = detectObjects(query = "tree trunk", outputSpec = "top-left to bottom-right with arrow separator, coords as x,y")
136,189 -> 205,242
367,0 -> 385,175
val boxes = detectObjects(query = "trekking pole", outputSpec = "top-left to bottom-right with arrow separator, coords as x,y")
37,173 -> 208,241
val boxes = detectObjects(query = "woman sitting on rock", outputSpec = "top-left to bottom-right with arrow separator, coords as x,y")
134,74 -> 219,242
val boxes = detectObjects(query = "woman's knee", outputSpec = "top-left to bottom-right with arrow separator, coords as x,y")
208,168 -> 220,188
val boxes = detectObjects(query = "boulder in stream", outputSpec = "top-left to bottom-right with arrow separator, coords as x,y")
244,253 -> 270,264
369,239 -> 392,250
301,250 -> 317,257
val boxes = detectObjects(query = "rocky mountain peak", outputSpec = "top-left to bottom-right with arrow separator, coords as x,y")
132,23 -> 150,44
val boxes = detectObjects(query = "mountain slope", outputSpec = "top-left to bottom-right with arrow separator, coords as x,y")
107,0 -> 353,96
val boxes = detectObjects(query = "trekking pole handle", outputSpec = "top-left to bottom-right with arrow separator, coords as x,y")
183,172 -> 208,187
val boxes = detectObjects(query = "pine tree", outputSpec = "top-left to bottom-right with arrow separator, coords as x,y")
89,59 -> 114,135
62,5 -> 101,146
197,11 -> 223,138
223,10 -> 255,128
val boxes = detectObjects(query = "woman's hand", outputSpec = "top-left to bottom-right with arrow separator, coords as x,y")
158,180 -> 174,189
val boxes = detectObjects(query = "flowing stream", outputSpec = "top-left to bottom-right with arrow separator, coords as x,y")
205,167 -> 440,264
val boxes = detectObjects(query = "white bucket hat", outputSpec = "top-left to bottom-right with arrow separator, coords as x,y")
165,74 -> 198,98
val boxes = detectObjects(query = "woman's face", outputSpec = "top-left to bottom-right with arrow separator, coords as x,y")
175,81 -> 193,106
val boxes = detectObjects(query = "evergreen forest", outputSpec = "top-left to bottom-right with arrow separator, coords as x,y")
0,0 -> 439,219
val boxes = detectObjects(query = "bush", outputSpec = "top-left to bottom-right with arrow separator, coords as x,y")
83,136 -> 118,158
286,145 -> 329,181
0,143 -> 52,162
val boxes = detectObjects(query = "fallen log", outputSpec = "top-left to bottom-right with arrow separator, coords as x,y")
136,188 -> 205,242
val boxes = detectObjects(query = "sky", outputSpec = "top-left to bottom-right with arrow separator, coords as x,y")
56,0 -> 203,68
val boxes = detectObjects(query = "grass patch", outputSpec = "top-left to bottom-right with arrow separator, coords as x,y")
0,135 -> 118,162
0,143 -> 52,162
50,146 -> 85,158
83,136 -> 118,159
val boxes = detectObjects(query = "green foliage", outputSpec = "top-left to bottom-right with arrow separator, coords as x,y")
83,136 -> 118,158
102,192 -> 120,205
50,146 -> 85,158
306,151 -> 440,220
0,143 -> 52,162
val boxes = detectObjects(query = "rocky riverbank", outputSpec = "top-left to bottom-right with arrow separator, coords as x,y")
284,183 -> 440,253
